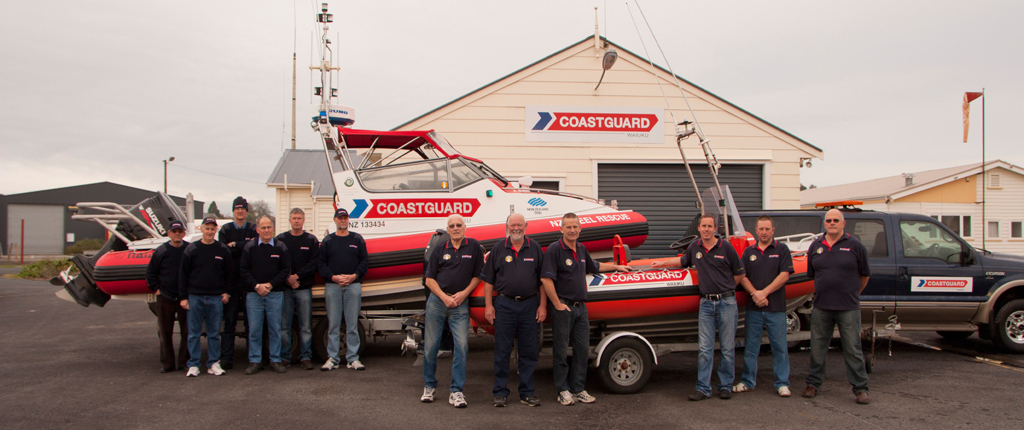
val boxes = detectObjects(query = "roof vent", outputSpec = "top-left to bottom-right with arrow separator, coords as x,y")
903,173 -> 915,186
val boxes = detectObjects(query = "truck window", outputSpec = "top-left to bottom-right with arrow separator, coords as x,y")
899,219 -> 963,262
847,219 -> 888,258
741,215 -> 821,239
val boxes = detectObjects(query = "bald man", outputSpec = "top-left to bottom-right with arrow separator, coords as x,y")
421,215 -> 484,408
802,209 -> 871,405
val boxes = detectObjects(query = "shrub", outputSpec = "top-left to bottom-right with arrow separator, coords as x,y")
65,238 -> 106,255
17,259 -> 77,280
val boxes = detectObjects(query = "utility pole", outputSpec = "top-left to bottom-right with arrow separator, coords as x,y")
163,157 -> 175,193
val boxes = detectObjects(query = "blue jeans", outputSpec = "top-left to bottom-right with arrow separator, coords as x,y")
281,288 -> 313,362
697,296 -> 738,396
740,309 -> 790,389
493,295 -> 540,397
325,282 -> 362,364
550,302 -> 589,394
806,307 -> 869,394
186,295 -> 223,368
422,293 -> 469,392
246,291 -> 283,364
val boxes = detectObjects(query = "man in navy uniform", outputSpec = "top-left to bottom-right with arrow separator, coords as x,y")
179,217 -> 232,377
145,220 -> 190,373
481,213 -> 546,407
218,196 -> 257,369
276,208 -> 320,370
802,209 -> 871,405
318,208 -> 369,371
542,212 -> 630,406
653,214 -> 746,401
240,216 -> 291,375
421,214 -> 483,408
733,215 -> 794,397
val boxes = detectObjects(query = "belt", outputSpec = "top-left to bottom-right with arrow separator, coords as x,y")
557,297 -> 585,307
498,292 -> 537,302
700,291 -> 735,301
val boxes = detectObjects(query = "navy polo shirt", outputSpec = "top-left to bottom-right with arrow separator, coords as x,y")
481,236 -> 543,297
679,238 -> 744,295
425,237 -> 484,295
741,240 -> 794,312
541,239 -> 600,302
807,233 -> 871,311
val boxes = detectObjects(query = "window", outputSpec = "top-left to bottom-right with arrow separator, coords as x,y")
964,216 -> 972,237
356,159 -> 449,192
938,215 -> 972,238
988,221 -> 1000,238
847,218 -> 889,258
1012,221 -> 1022,238
900,219 -> 964,262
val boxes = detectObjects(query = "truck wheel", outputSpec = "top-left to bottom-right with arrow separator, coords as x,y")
312,317 -> 367,363
936,331 -> 972,341
993,299 -> 1024,353
598,337 -> 653,394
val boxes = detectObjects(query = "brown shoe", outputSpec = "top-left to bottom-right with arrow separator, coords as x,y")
802,386 -> 817,398
856,391 -> 870,405
300,359 -> 314,370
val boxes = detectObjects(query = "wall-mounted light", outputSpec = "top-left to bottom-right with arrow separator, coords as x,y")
594,49 -> 617,90
800,158 -> 813,168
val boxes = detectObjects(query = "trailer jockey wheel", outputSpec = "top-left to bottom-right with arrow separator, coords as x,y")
669,235 -> 698,251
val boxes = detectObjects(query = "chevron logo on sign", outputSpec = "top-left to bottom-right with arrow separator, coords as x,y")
528,198 -> 547,207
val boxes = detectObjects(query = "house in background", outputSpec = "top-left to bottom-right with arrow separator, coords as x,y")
801,160 -> 1024,256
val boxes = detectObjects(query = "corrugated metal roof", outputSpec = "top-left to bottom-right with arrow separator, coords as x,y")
800,159 -> 1022,205
265,150 -> 336,198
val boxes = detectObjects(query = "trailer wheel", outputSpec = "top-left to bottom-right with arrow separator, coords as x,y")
312,316 -> 366,363
786,311 -> 809,350
598,337 -> 653,394
993,299 -> 1024,353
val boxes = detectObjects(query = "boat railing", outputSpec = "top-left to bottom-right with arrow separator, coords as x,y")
776,232 -> 822,254
71,202 -> 159,245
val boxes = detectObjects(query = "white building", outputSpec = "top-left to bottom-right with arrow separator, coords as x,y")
801,160 -> 1024,256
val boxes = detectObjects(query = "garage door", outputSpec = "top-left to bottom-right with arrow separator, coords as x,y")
7,204 -> 65,255
597,163 -> 763,259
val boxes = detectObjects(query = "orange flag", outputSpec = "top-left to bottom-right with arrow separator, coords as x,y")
963,92 -> 983,142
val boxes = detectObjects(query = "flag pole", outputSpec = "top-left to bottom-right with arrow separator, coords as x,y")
981,88 -> 986,251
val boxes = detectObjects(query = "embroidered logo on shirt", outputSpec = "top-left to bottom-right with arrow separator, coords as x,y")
215,256 -> 223,260
840,248 -> 850,251
816,248 -> 823,254
300,247 -> 309,250
696,252 -> 703,260
565,258 -> 573,266
524,258 -> 535,262
461,255 -> 473,259
349,245 -> 358,248
443,254 -> 452,260
505,256 -> 513,263
271,255 -> 279,258
769,255 -> 779,258
750,255 -> 757,261
714,255 -> 725,259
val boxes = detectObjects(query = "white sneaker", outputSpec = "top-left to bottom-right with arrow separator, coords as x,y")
572,390 -> 596,404
421,387 -> 435,403
207,362 -> 225,376
186,367 -> 199,377
778,386 -> 792,397
449,391 -> 467,408
557,390 -> 575,406
347,360 -> 365,370
733,382 -> 753,393
321,359 -> 338,371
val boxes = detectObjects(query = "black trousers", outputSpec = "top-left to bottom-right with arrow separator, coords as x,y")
221,292 -> 248,364
156,294 -> 189,370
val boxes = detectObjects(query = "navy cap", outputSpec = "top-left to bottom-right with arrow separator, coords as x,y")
334,208 -> 349,218
202,217 -> 218,226
168,220 -> 186,231
233,196 -> 248,211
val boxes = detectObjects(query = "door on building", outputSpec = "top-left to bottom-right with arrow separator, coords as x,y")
597,163 -> 763,259
7,204 -> 65,255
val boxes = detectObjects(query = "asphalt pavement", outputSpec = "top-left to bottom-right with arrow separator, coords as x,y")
1,271 -> 1021,429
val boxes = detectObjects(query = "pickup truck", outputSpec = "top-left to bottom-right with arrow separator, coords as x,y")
739,208 -> 1024,353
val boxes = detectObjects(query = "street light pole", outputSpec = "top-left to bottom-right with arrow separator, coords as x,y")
163,157 -> 175,193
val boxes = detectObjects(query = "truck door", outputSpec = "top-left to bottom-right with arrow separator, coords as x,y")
845,216 -> 898,325
893,217 -> 986,329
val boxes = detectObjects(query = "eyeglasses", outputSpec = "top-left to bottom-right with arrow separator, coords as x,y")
824,218 -> 842,224
448,223 -> 464,228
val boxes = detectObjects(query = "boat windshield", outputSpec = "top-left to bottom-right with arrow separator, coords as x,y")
355,155 -> 508,192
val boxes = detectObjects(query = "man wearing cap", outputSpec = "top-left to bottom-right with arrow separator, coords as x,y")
481,213 -> 545,407
145,220 -> 190,373
179,217 -> 233,377
318,208 -> 369,371
218,196 -> 257,369
421,214 -> 483,408
651,214 -> 746,401
240,216 -> 291,375
276,208 -> 320,370
541,212 -> 630,406
733,215 -> 794,397
802,209 -> 871,405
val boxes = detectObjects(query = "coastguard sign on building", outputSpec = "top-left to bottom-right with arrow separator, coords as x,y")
525,105 -> 664,143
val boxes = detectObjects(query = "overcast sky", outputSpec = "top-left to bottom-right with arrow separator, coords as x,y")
2,1 -> 1021,212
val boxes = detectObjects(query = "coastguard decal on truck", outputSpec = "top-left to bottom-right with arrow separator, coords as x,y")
911,276 -> 973,293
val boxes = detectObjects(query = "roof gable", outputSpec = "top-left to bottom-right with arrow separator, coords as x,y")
266,150 -> 336,198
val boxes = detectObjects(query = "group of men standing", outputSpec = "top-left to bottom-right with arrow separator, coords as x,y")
145,197 -> 368,377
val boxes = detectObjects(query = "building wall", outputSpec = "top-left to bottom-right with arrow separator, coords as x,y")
273,187 -> 338,239
394,39 -> 818,210
895,176 -> 976,203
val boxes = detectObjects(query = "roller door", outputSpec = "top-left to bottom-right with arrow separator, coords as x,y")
597,163 -> 763,259
7,204 -> 65,255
